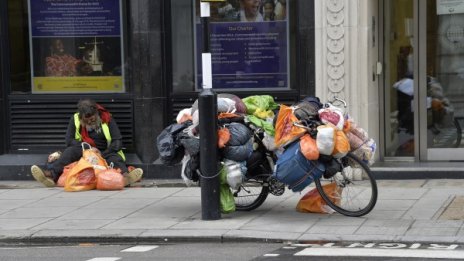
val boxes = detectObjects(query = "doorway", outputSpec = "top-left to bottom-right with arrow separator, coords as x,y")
383,0 -> 464,161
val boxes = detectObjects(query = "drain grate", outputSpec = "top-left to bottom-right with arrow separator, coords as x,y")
439,196 -> 464,220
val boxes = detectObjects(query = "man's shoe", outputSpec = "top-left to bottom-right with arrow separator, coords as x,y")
31,165 -> 55,187
124,168 -> 143,187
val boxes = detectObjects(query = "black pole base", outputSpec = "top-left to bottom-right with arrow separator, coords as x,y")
198,88 -> 220,220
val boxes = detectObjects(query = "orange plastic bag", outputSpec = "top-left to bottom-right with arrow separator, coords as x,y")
274,105 -> 306,148
218,112 -> 241,119
64,157 -> 96,192
81,143 -> 108,175
300,134 -> 319,160
296,183 -> 342,214
57,162 -> 78,187
332,130 -> 351,158
96,168 -> 124,191
218,127 -> 231,148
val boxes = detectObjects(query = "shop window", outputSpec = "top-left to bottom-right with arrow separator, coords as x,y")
7,0 -> 127,94
171,0 -> 294,93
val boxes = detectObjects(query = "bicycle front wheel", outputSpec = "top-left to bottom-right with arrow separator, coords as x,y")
233,175 -> 270,211
315,153 -> 378,217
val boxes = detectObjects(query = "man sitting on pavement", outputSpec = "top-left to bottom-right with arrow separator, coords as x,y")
31,99 -> 143,187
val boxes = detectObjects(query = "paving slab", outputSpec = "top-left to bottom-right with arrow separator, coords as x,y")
405,227 -> 459,237
101,217 -> 179,230
32,219 -> 114,230
0,218 -> 52,230
306,225 -> 360,235
374,199 -> 416,211
58,207 -> 140,220
0,230 -> 35,240
0,199 -> 34,210
0,188 -> 61,200
0,207 -> 75,219
82,198 -> 161,209
237,215 -> 318,233
355,226 -> 410,236
440,196 -> 464,220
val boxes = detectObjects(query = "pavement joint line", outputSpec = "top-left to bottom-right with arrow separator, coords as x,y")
435,195 -> 456,220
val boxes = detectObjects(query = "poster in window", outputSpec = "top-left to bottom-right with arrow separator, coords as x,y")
437,0 -> 464,15
195,0 -> 289,90
28,0 -> 125,93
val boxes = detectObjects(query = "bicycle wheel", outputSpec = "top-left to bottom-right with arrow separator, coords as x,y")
315,152 -> 378,217
233,174 -> 270,211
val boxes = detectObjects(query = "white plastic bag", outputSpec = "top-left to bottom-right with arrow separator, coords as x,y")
318,105 -> 345,130
217,98 -> 236,113
316,124 -> 336,155
262,133 -> 277,151
176,108 -> 192,124
181,154 -> 196,187
224,160 -> 244,190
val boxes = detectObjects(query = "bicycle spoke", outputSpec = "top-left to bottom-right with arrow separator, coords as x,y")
316,153 -> 377,217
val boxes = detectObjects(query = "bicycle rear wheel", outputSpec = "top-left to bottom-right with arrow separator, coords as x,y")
315,152 -> 377,217
233,175 -> 269,211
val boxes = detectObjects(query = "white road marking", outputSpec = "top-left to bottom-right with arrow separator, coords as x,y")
295,248 -> 464,259
121,245 -> 159,252
87,257 -> 121,261
263,253 -> 280,257
283,246 -> 297,249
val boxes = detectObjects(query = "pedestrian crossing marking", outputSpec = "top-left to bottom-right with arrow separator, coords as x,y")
86,258 -> 121,261
295,248 -> 464,259
121,245 -> 159,252
263,253 -> 280,257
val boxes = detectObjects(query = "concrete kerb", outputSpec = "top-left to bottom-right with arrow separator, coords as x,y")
1,235 -> 463,247
0,234 -> 289,246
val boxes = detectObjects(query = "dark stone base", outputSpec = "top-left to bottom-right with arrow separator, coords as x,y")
0,154 -> 182,180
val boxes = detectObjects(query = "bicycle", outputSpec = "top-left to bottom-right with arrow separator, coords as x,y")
232,98 -> 378,217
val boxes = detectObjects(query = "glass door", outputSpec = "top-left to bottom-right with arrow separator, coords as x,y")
421,0 -> 464,160
383,0 -> 416,158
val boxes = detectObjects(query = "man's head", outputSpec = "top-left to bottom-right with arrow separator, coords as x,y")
50,39 -> 66,56
77,99 -> 101,130
240,0 -> 261,18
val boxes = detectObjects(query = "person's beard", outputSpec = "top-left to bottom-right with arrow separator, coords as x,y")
84,115 -> 102,133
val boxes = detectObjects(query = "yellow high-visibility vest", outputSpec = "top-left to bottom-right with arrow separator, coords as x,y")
73,113 -> 126,161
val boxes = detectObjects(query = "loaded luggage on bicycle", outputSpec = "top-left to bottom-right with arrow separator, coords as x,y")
156,94 -> 378,217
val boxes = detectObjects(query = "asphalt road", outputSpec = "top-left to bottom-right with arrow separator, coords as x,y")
1,242 -> 464,261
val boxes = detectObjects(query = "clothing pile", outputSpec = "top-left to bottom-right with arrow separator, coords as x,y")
156,94 -> 278,213
156,95 -> 376,211
272,97 -> 376,192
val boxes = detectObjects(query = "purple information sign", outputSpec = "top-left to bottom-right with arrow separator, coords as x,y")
196,0 -> 289,90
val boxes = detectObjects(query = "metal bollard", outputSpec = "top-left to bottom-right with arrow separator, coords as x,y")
198,89 -> 220,220
198,0 -> 221,220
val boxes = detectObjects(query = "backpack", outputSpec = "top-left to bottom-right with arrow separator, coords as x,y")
156,121 -> 191,165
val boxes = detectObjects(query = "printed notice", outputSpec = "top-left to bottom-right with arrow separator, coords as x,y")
437,0 -> 464,15
195,0 -> 289,89
29,0 -> 125,93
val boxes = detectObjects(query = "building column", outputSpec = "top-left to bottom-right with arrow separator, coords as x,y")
314,0 -> 379,142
